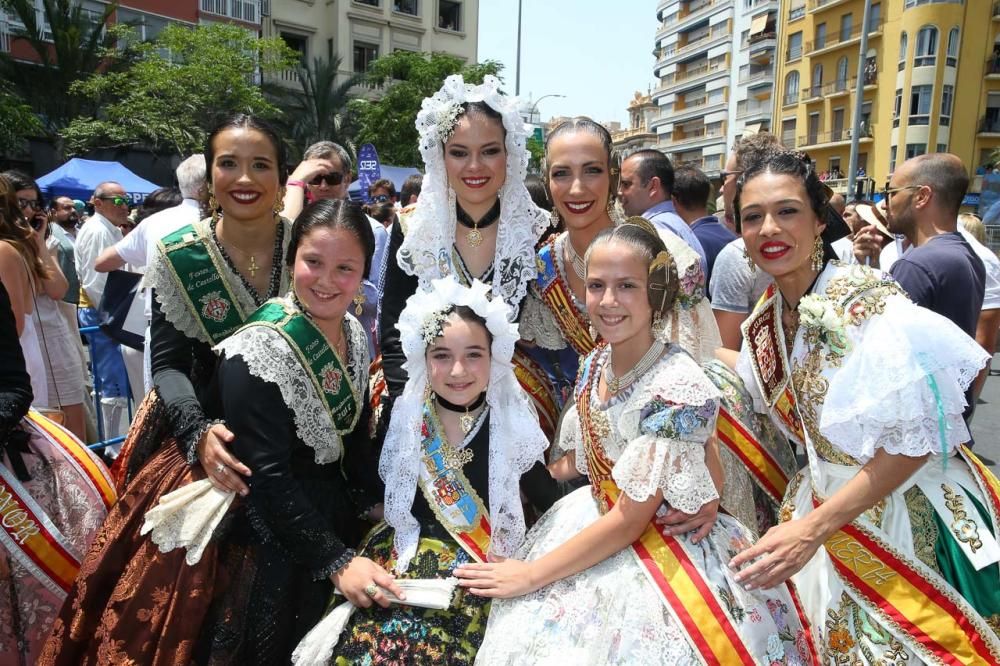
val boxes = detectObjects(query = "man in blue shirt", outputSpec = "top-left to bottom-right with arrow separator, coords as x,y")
618,149 -> 707,275
671,164 -> 736,292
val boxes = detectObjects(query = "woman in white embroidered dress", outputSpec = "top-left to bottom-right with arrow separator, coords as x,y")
457,221 -> 813,665
729,150 -> 1000,663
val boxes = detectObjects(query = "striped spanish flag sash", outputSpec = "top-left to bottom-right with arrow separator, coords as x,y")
536,235 -> 595,356
716,406 -> 789,505
512,347 -> 559,443
574,353 -> 758,666
0,411 -> 116,598
818,490 -> 1000,665
742,284 -> 806,444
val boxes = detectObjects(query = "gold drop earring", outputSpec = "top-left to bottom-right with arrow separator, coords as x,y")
353,290 -> 366,316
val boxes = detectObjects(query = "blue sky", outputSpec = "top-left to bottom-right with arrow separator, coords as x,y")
477,0 -> 657,126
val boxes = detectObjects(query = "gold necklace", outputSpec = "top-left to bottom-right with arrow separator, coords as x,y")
428,398 -> 476,469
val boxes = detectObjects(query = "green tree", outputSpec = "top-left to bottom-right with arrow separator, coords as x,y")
526,134 -> 544,173
0,80 -> 43,155
0,0 -> 118,137
350,51 -> 503,167
60,23 -> 297,156
268,55 -> 364,157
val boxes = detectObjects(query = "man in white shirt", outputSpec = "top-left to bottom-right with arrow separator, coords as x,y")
76,181 -> 133,443
95,155 -> 206,393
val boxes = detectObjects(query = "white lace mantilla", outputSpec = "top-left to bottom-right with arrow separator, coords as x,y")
215,306 -> 368,464
145,217 -> 292,345
398,75 -> 550,319
582,346 -> 722,514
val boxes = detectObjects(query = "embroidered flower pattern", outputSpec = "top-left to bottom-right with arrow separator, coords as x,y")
639,397 -> 716,440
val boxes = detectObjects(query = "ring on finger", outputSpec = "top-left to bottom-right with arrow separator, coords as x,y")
214,463 -> 226,475
364,582 -> 378,597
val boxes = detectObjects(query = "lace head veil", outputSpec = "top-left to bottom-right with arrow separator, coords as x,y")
379,277 -> 549,572
397,75 -> 550,319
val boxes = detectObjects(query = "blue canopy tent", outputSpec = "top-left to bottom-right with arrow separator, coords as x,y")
36,158 -> 161,205
348,164 -> 422,202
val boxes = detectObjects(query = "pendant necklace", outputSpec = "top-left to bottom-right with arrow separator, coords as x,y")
604,340 -> 666,394
435,391 -> 487,437
456,198 -> 501,248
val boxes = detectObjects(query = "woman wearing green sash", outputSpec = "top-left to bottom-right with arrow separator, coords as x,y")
40,114 -> 297,665
294,276 -> 559,664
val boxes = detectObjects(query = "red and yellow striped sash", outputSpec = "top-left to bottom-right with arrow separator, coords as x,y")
512,348 -> 559,443
716,406 -> 789,504
819,495 -> 1000,665
0,412 -> 116,597
455,515 -> 491,563
538,236 -> 594,357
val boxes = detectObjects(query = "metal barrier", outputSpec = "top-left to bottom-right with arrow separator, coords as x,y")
78,324 -> 134,452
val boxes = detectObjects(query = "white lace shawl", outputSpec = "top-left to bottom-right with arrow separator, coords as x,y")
397,75 -> 550,319
144,217 -> 293,345
380,277 -> 549,572
214,302 -> 369,464
737,263 -> 989,462
575,346 -> 722,514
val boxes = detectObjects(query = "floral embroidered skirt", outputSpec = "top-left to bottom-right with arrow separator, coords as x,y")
330,521 -> 490,665
1,417 -> 109,666
475,487 -> 813,666
37,442 -> 216,666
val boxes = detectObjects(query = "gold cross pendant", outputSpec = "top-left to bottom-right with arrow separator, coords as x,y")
247,255 -> 259,278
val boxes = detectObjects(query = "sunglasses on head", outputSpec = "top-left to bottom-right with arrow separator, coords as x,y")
309,172 -> 345,186
97,195 -> 129,206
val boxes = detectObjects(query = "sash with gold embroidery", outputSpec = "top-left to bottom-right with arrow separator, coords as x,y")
535,235 -> 595,356
817,490 -> 1000,665
241,301 -> 361,433
159,223 -> 250,345
742,284 -> 805,444
0,411 -> 116,598
512,347 -> 559,443
416,403 -> 491,562
575,352 -> 761,666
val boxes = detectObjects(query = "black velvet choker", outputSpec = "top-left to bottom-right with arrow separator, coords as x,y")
456,199 -> 501,230
435,391 -> 486,413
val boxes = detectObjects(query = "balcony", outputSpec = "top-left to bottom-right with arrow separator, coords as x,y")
200,0 -> 262,23
980,116 -> 1000,135
797,125 -> 873,148
671,95 -> 728,123
804,19 -> 882,56
736,99 -> 772,120
674,0 -> 729,33
655,59 -> 729,96
788,5 -> 806,22
800,85 -> 823,102
807,0 -> 851,12
783,92 -> 798,107
664,124 -> 728,148
738,65 -> 774,86
988,57 -> 1000,78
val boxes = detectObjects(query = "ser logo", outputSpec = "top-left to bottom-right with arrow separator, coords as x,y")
359,160 -> 378,170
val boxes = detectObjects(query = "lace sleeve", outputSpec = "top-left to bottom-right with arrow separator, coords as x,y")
612,396 -> 720,512
820,293 -> 989,461
518,288 -> 568,350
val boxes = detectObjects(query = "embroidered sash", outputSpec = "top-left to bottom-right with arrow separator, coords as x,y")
535,235 -> 595,356
416,403 -> 491,562
716,406 -> 789,505
741,284 -> 805,444
159,224 -> 249,345
241,301 -> 360,433
0,411 -> 116,598
512,347 -> 559,443
574,353 -> 758,666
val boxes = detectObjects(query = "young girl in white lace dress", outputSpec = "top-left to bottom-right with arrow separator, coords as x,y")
456,220 -> 815,665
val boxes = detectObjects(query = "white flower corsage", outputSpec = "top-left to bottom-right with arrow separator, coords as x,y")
798,294 -> 850,357
420,308 -> 451,345
433,102 -> 463,143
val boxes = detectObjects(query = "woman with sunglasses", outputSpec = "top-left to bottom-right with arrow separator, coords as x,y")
40,113 -> 299,664
729,149 -> 1000,663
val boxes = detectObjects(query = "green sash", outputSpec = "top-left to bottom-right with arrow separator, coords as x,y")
243,301 -> 361,433
159,224 -> 248,344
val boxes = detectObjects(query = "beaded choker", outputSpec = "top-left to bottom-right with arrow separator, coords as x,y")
604,340 -> 666,394
435,391 -> 487,435
456,199 -> 501,248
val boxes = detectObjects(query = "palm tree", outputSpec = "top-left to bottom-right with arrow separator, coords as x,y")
271,54 -> 364,156
0,0 -> 118,137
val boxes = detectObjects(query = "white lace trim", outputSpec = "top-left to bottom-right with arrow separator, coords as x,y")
655,229 -> 722,364
141,478 -> 236,565
398,75 -> 550,319
380,277 -> 548,572
145,217 -> 292,345
518,287 -> 567,350
598,347 -> 721,514
820,293 -> 988,461
215,306 -> 368,464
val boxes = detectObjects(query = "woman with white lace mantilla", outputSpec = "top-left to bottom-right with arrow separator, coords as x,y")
458,220 -> 814,665
729,149 -> 1000,664
295,277 -> 558,664
376,75 -> 560,440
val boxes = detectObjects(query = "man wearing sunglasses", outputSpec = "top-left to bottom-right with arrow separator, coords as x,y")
76,181 -> 133,445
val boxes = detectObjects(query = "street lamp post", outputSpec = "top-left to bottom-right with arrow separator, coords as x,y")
528,94 -> 565,126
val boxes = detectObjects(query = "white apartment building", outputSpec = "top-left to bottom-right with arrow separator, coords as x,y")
263,0 -> 478,95
652,0 -> 778,175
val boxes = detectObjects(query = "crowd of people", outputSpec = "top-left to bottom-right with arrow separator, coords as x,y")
2,73 -> 1000,665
